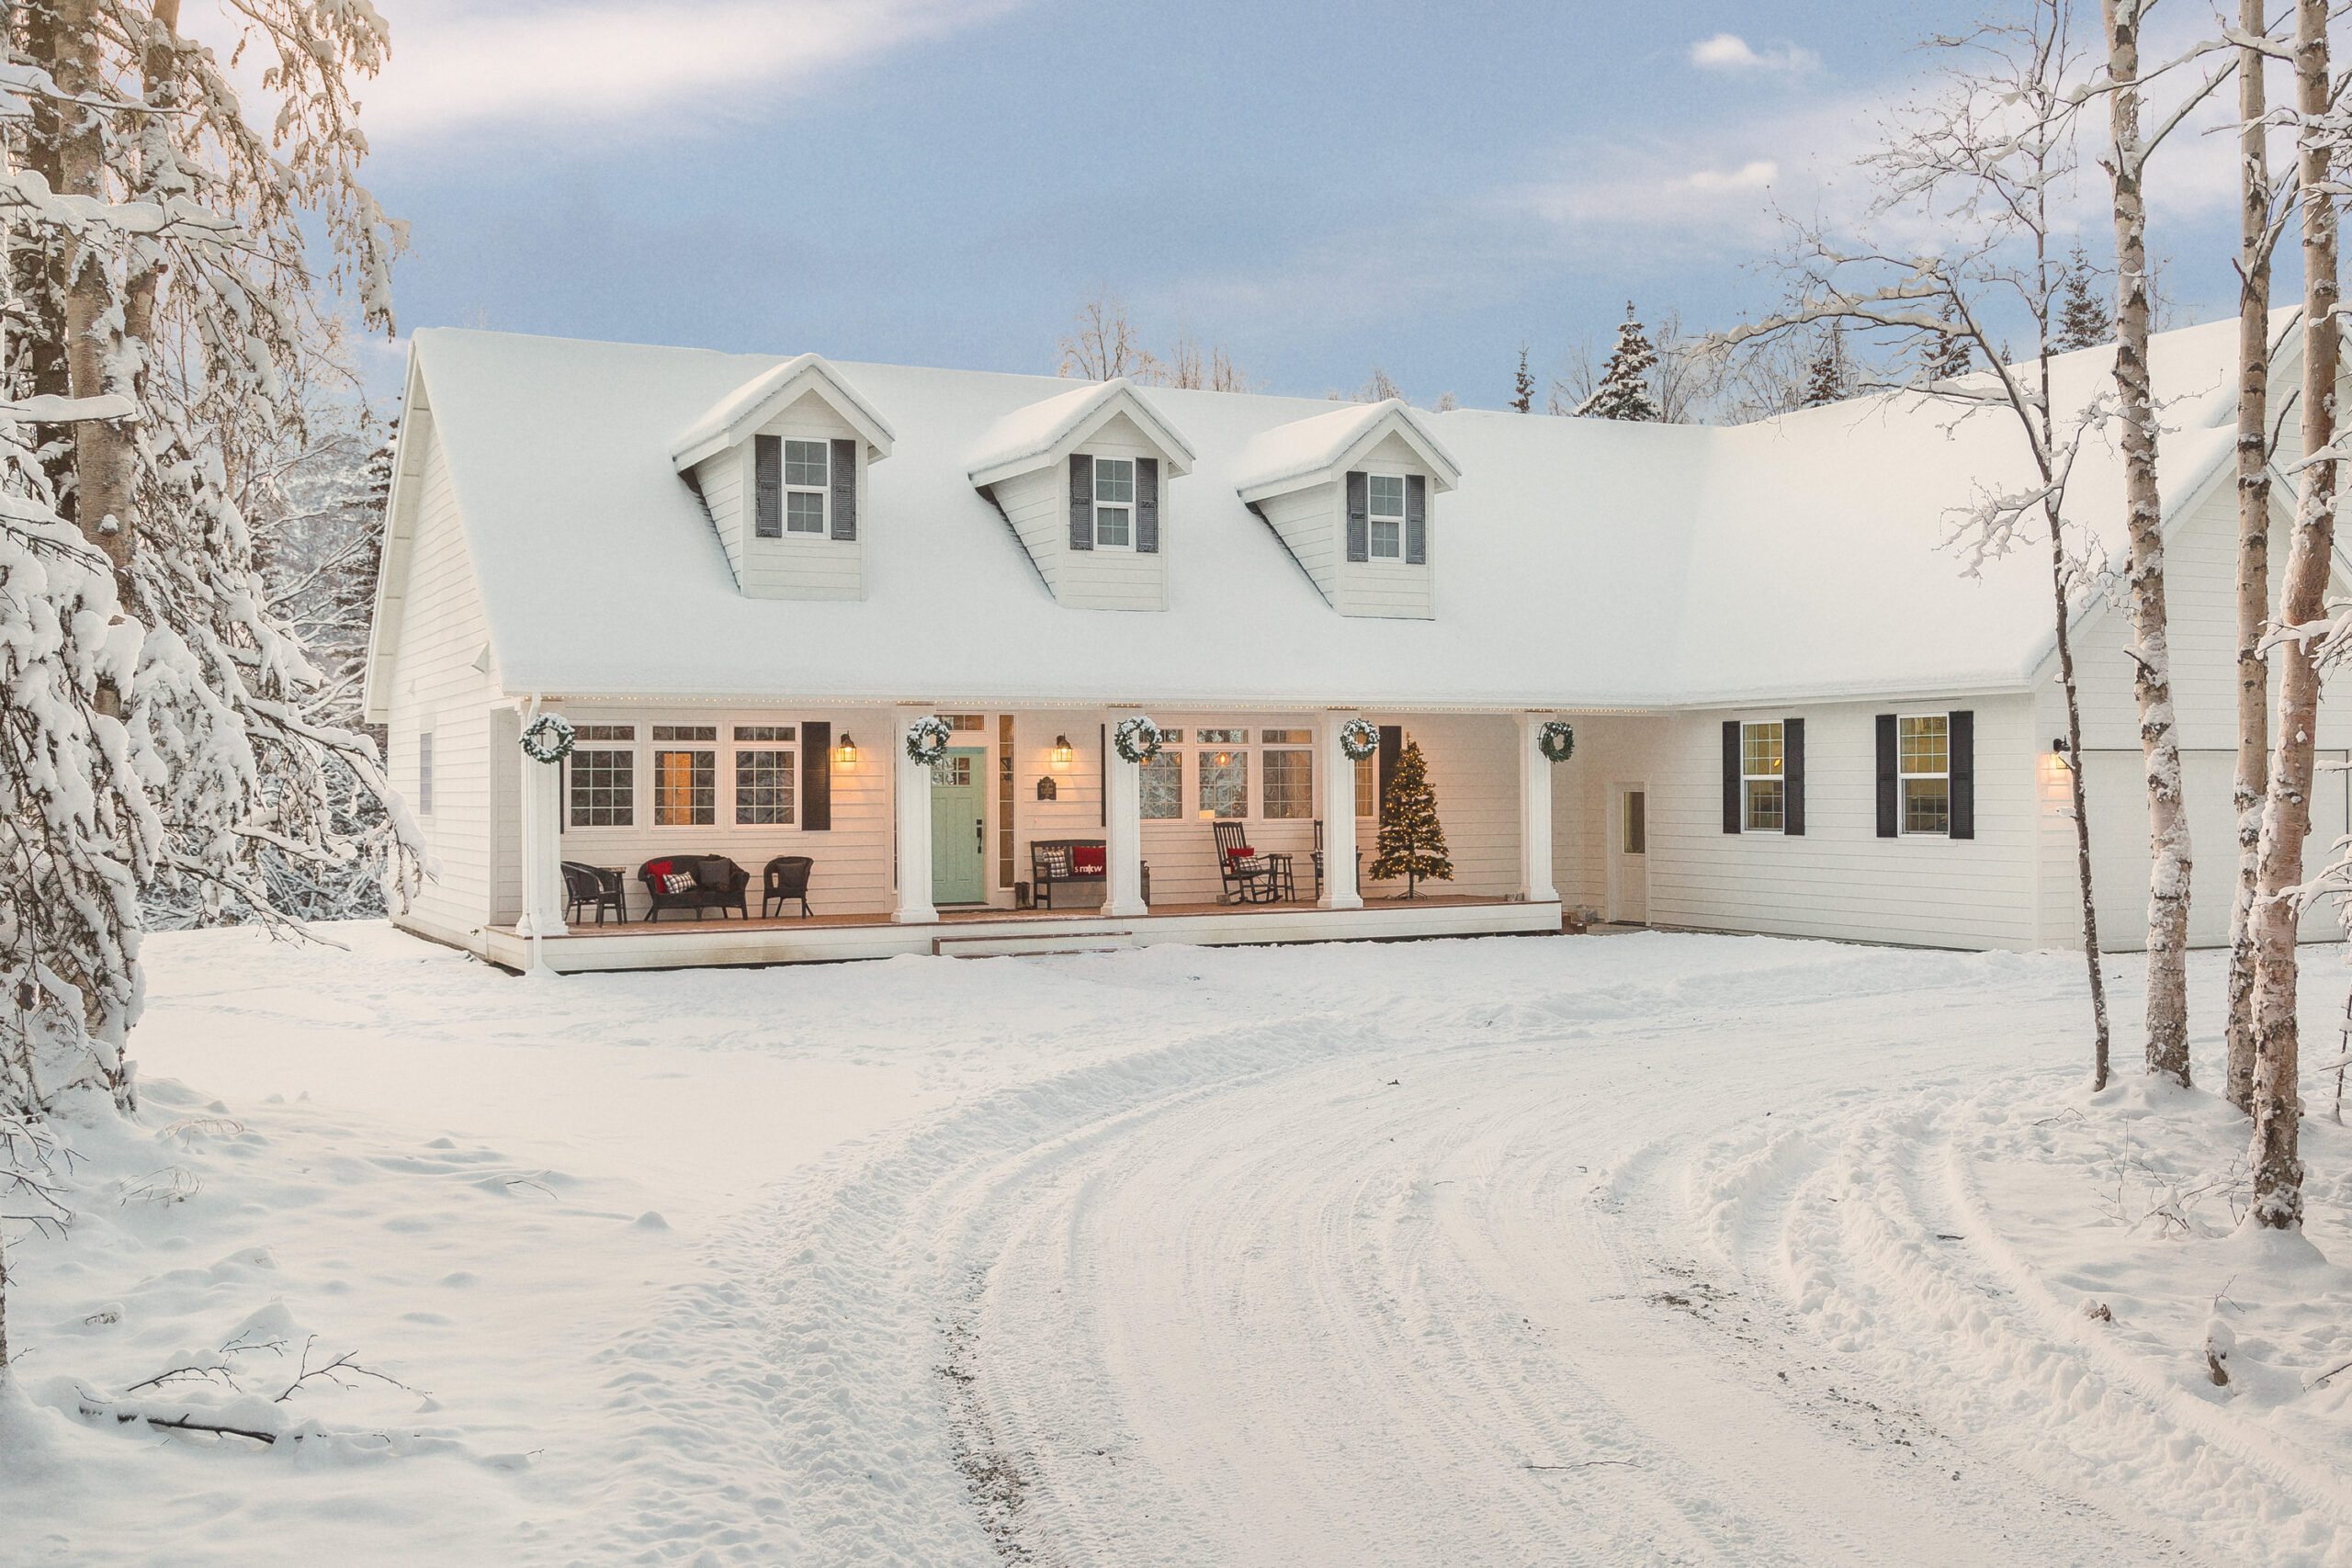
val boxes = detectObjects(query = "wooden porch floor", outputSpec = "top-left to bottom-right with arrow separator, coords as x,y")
514,891 -> 1513,940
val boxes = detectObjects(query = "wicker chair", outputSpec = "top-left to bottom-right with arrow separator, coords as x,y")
561,862 -> 625,927
762,855 -> 814,919
638,854 -> 750,920
1212,821 -> 1276,904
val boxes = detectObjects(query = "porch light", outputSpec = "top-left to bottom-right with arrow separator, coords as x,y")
2052,738 -> 2070,767
1053,735 -> 1073,766
836,732 -> 857,764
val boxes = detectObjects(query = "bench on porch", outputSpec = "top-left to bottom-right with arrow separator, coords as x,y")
1027,840 -> 1151,910
638,855 -> 751,921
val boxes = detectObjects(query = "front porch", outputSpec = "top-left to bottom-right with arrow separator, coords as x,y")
484,893 -> 1562,973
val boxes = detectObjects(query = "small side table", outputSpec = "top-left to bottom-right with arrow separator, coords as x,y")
1261,852 -> 1297,903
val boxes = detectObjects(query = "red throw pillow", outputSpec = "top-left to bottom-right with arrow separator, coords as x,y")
1072,846 -> 1106,874
643,858 -> 673,883
1225,845 -> 1256,863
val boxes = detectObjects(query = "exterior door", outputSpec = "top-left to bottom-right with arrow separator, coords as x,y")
931,748 -> 987,904
1608,784 -> 1648,924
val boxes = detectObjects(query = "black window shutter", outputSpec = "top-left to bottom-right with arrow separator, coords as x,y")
1099,725 -> 1106,829
1875,715 -> 1898,838
1722,720 -> 1741,834
1069,454 -> 1094,550
1784,717 -> 1805,836
1136,457 -> 1159,554
830,437 -> 857,540
754,434 -> 782,538
1950,710 -> 1975,840
1346,470 -> 1370,562
1377,725 -> 1402,816
803,721 -> 832,830
1405,474 -> 1427,564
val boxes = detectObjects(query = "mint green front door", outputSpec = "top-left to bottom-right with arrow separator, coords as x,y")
931,748 -> 987,904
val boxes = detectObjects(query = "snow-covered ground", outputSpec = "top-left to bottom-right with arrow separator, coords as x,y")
6,923 -> 2351,1565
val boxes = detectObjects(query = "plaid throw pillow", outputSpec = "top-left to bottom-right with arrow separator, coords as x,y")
1036,847 -> 1069,878
661,871 -> 696,896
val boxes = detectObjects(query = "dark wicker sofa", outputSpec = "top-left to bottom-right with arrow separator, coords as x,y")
638,854 -> 751,920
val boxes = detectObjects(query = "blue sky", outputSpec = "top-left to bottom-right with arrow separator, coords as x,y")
343,0 -> 2256,410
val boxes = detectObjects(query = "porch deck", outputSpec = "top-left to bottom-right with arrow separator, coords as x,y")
481,894 -> 1563,973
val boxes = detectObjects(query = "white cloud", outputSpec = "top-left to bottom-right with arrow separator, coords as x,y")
1689,33 -> 1819,74
353,0 -> 1026,138
1685,161 -> 1779,193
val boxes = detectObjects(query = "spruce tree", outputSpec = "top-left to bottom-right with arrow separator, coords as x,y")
1800,323 -> 1852,407
1573,305 -> 1660,421
1512,346 -> 1535,413
1369,740 -> 1453,898
2053,246 -> 2109,352
1927,303 -> 1974,380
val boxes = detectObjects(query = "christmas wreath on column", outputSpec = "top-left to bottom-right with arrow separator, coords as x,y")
519,713 -> 576,764
904,715 -> 954,765
1113,716 -> 1165,764
1339,717 -> 1379,761
1537,719 -> 1577,764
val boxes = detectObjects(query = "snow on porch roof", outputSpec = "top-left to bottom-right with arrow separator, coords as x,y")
399,316 -> 2249,713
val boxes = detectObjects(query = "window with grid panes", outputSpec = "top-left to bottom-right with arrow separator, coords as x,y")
1261,729 -> 1312,818
1899,715 -> 1951,835
654,749 -> 715,825
734,750 -> 794,825
1094,457 -> 1135,547
1367,475 -> 1405,558
1197,738 -> 1248,819
1741,720 -> 1785,833
1141,748 -> 1183,818
570,749 -> 634,827
784,439 -> 827,533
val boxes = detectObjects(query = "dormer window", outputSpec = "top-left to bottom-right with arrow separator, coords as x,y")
785,440 -> 829,533
1094,457 -> 1136,547
1367,475 -> 1406,558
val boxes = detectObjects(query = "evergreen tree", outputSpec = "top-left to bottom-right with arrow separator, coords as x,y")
1369,740 -> 1453,898
1800,323 -> 1853,407
2052,246 -> 2109,352
1573,305 -> 1660,421
1927,303 -> 1975,380
1512,345 -> 1535,413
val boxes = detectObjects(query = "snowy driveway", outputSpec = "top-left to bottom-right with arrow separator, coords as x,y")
19,925 -> 2352,1566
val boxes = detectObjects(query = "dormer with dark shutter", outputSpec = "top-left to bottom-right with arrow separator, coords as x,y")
1233,399 -> 1459,620
670,354 -> 894,602
967,378 -> 1194,611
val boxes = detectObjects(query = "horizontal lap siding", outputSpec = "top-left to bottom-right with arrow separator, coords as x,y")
1645,697 -> 2037,950
548,705 -> 895,919
739,393 -> 865,601
1546,716 -> 1660,916
1334,434 -> 1435,620
695,447 -> 745,581
996,465 -> 1068,593
1360,714 -> 1519,897
1255,483 -> 1339,603
389,423 -> 503,940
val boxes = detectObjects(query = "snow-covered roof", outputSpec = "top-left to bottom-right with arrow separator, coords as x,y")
965,377 -> 1196,488
1232,399 -> 1461,502
374,315 -> 2263,715
667,352 -> 896,472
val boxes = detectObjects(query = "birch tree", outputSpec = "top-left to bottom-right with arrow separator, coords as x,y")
1715,2 -> 2118,1082
2248,0 -> 2337,1230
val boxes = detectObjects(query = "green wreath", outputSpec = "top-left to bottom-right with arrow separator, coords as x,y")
1339,717 -> 1379,761
904,715 -> 954,765
1537,719 -> 1577,764
520,713 -> 575,764
1113,716 -> 1165,764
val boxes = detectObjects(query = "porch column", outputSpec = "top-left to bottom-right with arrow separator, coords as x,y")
892,704 -> 939,924
1102,709 -> 1148,918
1516,711 -> 1559,906
1319,710 -> 1363,910
514,712 -> 568,944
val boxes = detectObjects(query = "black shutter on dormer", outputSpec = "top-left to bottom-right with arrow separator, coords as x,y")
1346,471 -> 1370,562
830,438 -> 856,540
1069,454 -> 1094,550
1875,715 -> 1899,838
1406,474 -> 1427,565
1784,717 -> 1805,836
803,721 -> 832,830
754,434 -> 782,538
1950,710 -> 1975,840
1136,457 -> 1159,553
1722,720 -> 1741,833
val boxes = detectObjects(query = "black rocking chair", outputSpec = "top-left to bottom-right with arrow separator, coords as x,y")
1212,820 -> 1277,904
561,861 -> 625,927
763,855 -> 815,919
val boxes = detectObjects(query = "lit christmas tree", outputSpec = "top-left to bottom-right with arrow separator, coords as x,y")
1370,739 -> 1453,898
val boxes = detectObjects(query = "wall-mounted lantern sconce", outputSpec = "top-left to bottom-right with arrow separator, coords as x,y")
1052,734 -> 1073,768
836,732 -> 858,765
2052,737 -> 2070,768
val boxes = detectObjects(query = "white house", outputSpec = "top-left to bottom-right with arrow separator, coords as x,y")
360,315 -> 2352,973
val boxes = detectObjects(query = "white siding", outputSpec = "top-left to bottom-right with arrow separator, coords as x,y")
694,446 -> 745,582
1334,433 -> 1437,621
984,413 -> 1174,612
1546,716 -> 1663,919
1254,480 -> 1340,604
741,391 -> 865,602
386,419 -> 504,945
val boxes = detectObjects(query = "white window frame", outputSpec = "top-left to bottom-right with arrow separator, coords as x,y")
1093,456 -> 1136,548
1740,720 -> 1785,834
565,723 -> 639,829
730,724 -> 798,829
1366,473 -> 1406,559
1898,712 -> 1952,837
783,439 -> 829,534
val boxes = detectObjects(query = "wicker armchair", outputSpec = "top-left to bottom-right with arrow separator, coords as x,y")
762,855 -> 814,919
561,862 -> 625,926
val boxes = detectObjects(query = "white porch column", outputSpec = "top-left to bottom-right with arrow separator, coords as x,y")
1320,710 -> 1363,910
1102,710 -> 1148,918
1516,711 -> 1559,906
891,704 -> 939,925
514,713 -> 568,947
